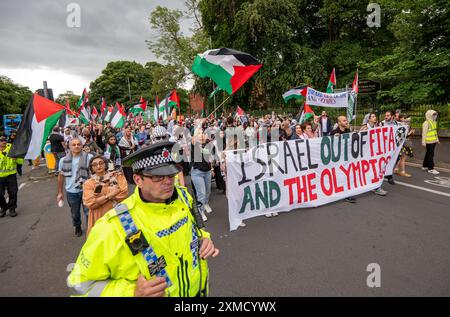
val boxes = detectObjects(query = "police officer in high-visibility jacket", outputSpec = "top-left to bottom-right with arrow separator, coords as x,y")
67,141 -> 219,297
0,135 -> 24,218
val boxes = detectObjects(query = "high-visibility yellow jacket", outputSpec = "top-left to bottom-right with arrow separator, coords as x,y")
67,185 -> 210,297
0,144 -> 24,178
422,110 -> 439,144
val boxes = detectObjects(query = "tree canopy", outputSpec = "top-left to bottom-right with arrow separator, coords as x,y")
0,76 -> 32,115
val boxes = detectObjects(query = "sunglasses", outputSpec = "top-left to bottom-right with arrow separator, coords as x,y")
154,136 -> 167,140
140,173 -> 177,182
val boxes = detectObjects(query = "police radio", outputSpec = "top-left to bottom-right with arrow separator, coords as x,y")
188,188 -> 205,229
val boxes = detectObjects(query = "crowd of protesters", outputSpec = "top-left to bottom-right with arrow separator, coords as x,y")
0,106 -> 441,234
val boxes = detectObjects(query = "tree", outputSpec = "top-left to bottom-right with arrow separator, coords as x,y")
55,91 -> 80,112
0,76 -> 32,115
363,0 -> 450,105
89,61 -> 154,109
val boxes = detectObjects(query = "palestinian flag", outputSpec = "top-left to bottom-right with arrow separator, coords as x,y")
102,105 -> 114,123
347,70 -> 358,122
111,102 -> 126,128
326,68 -> 336,93
91,107 -> 99,121
77,88 -> 88,108
282,86 -> 307,103
9,94 -> 64,159
79,103 -> 91,124
100,97 -> 107,115
158,90 -> 179,120
129,96 -> 147,116
299,103 -> 315,124
192,48 -> 262,94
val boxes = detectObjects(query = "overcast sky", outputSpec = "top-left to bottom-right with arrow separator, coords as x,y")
0,0 -> 192,98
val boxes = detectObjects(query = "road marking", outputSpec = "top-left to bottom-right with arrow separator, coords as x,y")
18,183 -> 26,191
424,177 -> 450,188
395,181 -> 450,197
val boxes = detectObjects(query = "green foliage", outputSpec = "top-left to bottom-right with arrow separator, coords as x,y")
89,61 -> 154,109
55,91 -> 80,112
0,76 -> 32,115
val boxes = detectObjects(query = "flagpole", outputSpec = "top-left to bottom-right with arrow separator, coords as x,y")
209,93 -> 232,117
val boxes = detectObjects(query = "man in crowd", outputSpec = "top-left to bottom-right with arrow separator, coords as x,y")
320,111 -> 332,136
57,138 -> 93,237
49,126 -> 66,173
380,111 -> 397,185
0,135 -> 23,218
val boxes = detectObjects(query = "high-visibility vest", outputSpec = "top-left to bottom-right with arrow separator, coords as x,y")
0,144 -> 24,178
67,186 -> 210,297
425,120 -> 438,142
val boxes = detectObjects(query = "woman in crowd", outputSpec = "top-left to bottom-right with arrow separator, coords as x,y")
290,124 -> 306,140
395,114 -> 414,177
302,122 -> 315,139
191,128 -> 213,222
82,155 -> 128,235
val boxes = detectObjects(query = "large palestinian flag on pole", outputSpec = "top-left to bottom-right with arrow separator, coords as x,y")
9,94 -> 64,159
282,86 -> 307,103
110,102 -> 126,128
192,48 -> 262,95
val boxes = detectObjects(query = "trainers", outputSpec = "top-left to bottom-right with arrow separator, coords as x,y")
272,212 -> 279,217
346,197 -> 357,203
373,188 -> 387,196
422,167 -> 428,171
75,226 -> 82,237
387,178 -> 395,185
428,169 -> 439,175
204,204 -> 213,214
200,211 -> 208,222
0,208 -> 6,218
239,222 -> 246,228
8,209 -> 17,217
265,213 -> 272,218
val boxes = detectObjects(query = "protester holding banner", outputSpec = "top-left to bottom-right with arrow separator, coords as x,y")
380,111 -> 398,185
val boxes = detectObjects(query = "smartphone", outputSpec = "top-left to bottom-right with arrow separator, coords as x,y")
94,184 -> 103,194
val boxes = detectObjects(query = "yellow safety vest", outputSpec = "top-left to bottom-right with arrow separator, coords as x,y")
67,185 -> 210,297
425,120 -> 438,142
0,144 -> 24,178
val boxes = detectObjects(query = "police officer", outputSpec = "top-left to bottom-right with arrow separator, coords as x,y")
0,135 -> 23,217
67,141 -> 219,297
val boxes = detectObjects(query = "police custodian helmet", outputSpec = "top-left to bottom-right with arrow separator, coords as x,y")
122,141 -> 181,176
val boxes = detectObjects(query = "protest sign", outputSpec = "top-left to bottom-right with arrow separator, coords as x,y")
226,126 -> 408,230
306,87 -> 349,108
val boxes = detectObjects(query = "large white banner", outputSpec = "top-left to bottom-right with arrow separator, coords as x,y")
226,126 -> 408,231
306,87 -> 349,108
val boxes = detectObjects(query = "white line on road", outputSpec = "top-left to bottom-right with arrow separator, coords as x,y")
18,183 -> 27,191
395,181 -> 450,198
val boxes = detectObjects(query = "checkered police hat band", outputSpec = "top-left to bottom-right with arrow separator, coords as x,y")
132,151 -> 174,170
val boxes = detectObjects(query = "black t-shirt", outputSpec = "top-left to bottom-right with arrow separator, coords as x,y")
191,142 -> 211,172
330,127 -> 351,136
49,133 -> 65,153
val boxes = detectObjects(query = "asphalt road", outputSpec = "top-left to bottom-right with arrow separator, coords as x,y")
0,164 -> 449,297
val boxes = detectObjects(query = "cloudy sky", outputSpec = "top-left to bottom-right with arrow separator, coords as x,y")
0,0 -> 192,98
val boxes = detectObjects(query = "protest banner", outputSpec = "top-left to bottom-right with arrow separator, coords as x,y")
226,126 -> 408,231
306,87 -> 349,108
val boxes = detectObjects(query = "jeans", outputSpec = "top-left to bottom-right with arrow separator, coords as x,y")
53,152 -> 66,171
423,143 -> 436,170
191,168 -> 211,208
0,174 -> 18,210
66,191 -> 89,227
